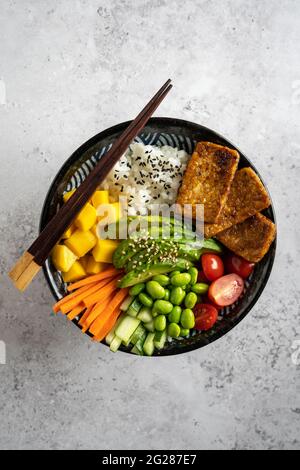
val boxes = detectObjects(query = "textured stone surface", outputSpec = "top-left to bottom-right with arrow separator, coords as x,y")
0,0 -> 299,450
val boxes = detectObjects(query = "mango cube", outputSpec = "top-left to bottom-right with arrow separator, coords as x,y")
61,223 -> 75,240
63,189 -> 76,203
92,239 -> 119,263
97,202 -> 122,225
86,256 -> 109,275
74,203 -> 97,231
52,244 -> 77,272
65,229 -> 97,257
62,261 -> 86,283
91,190 -> 109,209
79,254 -> 90,271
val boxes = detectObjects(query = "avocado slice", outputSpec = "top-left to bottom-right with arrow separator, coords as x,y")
118,258 -> 193,288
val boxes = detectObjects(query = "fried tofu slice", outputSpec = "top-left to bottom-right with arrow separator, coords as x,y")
176,142 -> 239,223
204,167 -> 271,238
216,213 -> 276,262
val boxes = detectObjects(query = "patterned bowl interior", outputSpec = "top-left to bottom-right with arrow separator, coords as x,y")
40,117 -> 276,356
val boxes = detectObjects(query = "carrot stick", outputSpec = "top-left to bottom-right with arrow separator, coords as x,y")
83,276 -> 121,308
93,309 -> 122,342
60,280 -> 109,314
67,267 -> 120,291
67,303 -> 85,321
52,283 -> 96,313
89,288 -> 129,337
78,305 -> 93,327
81,293 -> 115,333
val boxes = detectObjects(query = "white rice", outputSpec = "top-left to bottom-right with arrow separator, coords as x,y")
101,143 -> 190,215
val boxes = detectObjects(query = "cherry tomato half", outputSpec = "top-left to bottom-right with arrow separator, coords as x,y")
194,303 -> 218,331
201,253 -> 224,282
208,273 -> 244,307
224,253 -> 255,279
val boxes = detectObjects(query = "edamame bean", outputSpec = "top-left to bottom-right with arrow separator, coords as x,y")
170,270 -> 181,277
153,299 -> 173,315
191,283 -> 209,295
152,274 -> 170,287
168,306 -> 182,323
154,315 -> 166,332
171,273 -> 191,287
168,323 -> 181,338
188,267 -> 198,285
164,289 -> 170,301
181,309 -> 195,329
180,328 -> 190,337
170,287 -> 186,305
138,292 -> 153,308
146,280 -> 165,299
129,283 -> 145,297
184,292 -> 198,309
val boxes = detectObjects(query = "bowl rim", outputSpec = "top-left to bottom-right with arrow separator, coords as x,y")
40,117 -> 277,356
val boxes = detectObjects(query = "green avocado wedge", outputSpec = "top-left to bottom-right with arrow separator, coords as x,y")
118,258 -> 193,288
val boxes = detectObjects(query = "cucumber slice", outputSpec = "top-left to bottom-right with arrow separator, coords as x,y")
143,332 -> 155,356
137,307 -> 153,323
144,320 -> 155,332
115,316 -> 140,343
120,295 -> 134,312
154,329 -> 167,350
130,324 -> 147,345
105,314 -> 125,345
110,335 -> 122,352
127,298 -> 142,318
131,344 -> 144,355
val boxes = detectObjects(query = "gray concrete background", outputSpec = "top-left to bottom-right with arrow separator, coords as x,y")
0,0 -> 299,450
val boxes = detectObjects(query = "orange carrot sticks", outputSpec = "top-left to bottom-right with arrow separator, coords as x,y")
89,288 -> 129,337
67,303 -> 85,321
52,283 -> 96,313
78,305 -> 93,327
81,293 -> 115,333
83,276 -> 121,308
93,309 -> 122,342
60,281 -> 109,314
67,267 -> 120,292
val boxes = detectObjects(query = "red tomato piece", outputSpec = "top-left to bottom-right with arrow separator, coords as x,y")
202,294 -> 223,311
208,273 -> 244,307
201,253 -> 224,282
197,270 -> 210,283
224,252 -> 255,279
194,303 -> 218,331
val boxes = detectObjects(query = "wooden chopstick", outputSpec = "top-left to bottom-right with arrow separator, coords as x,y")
9,79 -> 172,291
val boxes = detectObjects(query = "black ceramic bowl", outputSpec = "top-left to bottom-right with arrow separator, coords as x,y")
40,118 -> 276,355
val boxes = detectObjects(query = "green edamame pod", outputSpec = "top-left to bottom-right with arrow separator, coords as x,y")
188,267 -> 198,285
168,323 -> 181,338
180,328 -> 190,337
170,287 -> 186,306
168,306 -> 182,324
184,292 -> 198,309
181,309 -> 195,329
170,270 -> 181,278
146,280 -> 165,299
152,274 -> 170,286
154,315 -> 166,332
164,289 -> 170,301
171,273 -> 191,287
153,299 -> 173,315
138,292 -> 153,308
191,283 -> 209,295
129,283 -> 145,297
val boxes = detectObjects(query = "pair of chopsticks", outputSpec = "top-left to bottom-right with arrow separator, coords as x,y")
9,79 -> 173,291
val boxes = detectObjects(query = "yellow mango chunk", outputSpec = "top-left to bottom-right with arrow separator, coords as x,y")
79,254 -> 90,271
74,203 -> 97,231
65,229 -> 97,257
61,223 -> 75,240
62,261 -> 86,283
91,190 -> 109,209
63,189 -> 76,203
97,202 -> 122,225
92,239 -> 119,263
52,244 -> 77,272
86,256 -> 109,275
